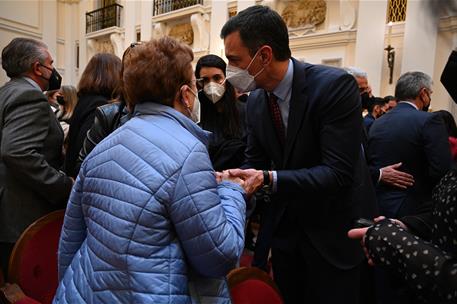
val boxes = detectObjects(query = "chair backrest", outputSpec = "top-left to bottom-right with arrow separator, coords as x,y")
227,267 -> 283,304
8,210 -> 65,304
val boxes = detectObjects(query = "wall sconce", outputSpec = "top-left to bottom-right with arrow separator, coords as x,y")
385,22 -> 395,84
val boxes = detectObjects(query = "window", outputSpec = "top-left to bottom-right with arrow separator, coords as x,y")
387,0 -> 407,23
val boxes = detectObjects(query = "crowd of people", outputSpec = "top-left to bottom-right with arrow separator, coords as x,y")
0,5 -> 456,304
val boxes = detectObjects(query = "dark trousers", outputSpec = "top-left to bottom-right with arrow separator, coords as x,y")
0,242 -> 14,278
271,236 -> 361,304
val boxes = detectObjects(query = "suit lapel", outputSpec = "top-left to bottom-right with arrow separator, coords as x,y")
283,59 -> 309,166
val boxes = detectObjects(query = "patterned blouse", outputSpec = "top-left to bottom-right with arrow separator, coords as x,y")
365,168 -> 457,303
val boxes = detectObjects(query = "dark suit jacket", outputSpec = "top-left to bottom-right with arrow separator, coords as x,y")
245,59 -> 377,269
368,102 -> 452,218
441,50 -> 457,103
0,78 -> 73,243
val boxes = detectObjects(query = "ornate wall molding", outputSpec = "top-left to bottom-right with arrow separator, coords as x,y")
190,13 -> 209,51
281,0 -> 326,30
339,0 -> 356,30
168,23 -> 194,45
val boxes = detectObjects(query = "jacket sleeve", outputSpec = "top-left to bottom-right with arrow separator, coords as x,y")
57,167 -> 87,281
423,114 -> 453,182
277,74 -> 362,194
1,89 -> 73,204
365,220 -> 457,303
76,106 -> 111,173
441,50 -> 457,103
169,143 -> 246,277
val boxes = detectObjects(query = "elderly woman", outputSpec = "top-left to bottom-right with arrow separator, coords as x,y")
54,37 -> 246,303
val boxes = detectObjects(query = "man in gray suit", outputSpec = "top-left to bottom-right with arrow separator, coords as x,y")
0,38 -> 73,273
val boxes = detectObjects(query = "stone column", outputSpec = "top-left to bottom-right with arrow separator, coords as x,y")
42,0 -> 58,59
63,1 -> 78,85
354,0 -> 388,97
140,0 -> 153,41
401,0 -> 438,76
210,0 -> 228,56
124,0 -> 136,47
78,0 -> 92,76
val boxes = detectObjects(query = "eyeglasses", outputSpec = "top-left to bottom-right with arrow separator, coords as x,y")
196,74 -> 225,88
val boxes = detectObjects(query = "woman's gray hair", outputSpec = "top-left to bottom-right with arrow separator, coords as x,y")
395,71 -> 432,101
1,37 -> 48,78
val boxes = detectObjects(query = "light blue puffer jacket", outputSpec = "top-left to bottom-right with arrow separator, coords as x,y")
53,102 -> 246,304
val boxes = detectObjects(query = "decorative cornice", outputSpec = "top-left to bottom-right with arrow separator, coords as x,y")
289,29 -> 357,51
85,26 -> 124,39
439,15 -> 457,32
57,0 -> 80,4
152,4 -> 205,23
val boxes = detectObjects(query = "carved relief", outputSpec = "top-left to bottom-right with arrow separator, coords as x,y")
281,0 -> 327,29
168,23 -> 194,45
190,13 -> 209,51
95,38 -> 115,54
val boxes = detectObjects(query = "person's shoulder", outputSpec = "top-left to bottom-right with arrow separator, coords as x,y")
0,79 -> 46,104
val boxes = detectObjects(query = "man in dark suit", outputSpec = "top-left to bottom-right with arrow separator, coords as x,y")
221,6 -> 377,303
0,38 -> 73,273
368,71 -> 452,219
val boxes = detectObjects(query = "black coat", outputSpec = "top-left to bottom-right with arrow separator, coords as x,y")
65,94 -> 109,177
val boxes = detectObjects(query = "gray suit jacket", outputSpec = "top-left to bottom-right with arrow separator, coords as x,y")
0,78 -> 73,242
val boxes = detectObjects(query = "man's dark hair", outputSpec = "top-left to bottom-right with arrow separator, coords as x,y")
1,38 -> 48,78
220,5 -> 291,61
367,97 -> 386,113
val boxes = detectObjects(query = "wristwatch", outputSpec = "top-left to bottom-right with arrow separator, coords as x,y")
263,170 -> 270,186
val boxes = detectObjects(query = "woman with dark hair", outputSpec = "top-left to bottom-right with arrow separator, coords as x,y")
64,53 -> 121,177
195,54 -> 247,171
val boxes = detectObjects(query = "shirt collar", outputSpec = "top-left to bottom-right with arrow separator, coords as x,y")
272,59 -> 293,102
22,76 -> 42,91
399,101 -> 419,110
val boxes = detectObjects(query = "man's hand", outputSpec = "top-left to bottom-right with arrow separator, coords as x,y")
228,169 -> 264,198
347,227 -> 374,265
380,162 -> 414,189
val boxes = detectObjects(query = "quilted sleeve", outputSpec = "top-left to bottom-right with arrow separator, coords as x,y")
169,142 -> 246,277
57,166 -> 87,281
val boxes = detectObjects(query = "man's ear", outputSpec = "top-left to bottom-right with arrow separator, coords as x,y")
32,61 -> 43,77
259,46 -> 273,65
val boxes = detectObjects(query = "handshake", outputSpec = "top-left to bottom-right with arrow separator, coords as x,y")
215,169 -> 270,198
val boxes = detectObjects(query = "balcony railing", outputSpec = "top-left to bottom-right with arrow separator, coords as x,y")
153,0 -> 203,16
86,3 -> 123,33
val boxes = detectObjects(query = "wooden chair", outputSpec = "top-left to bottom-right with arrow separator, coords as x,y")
6,210 -> 65,304
227,267 -> 283,304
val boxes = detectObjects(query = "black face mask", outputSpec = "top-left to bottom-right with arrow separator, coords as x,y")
422,104 -> 430,112
40,64 -> 62,91
56,95 -> 65,105
360,92 -> 372,110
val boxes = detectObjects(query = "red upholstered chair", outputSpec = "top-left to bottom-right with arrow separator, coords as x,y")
7,210 -> 65,304
227,267 -> 284,304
